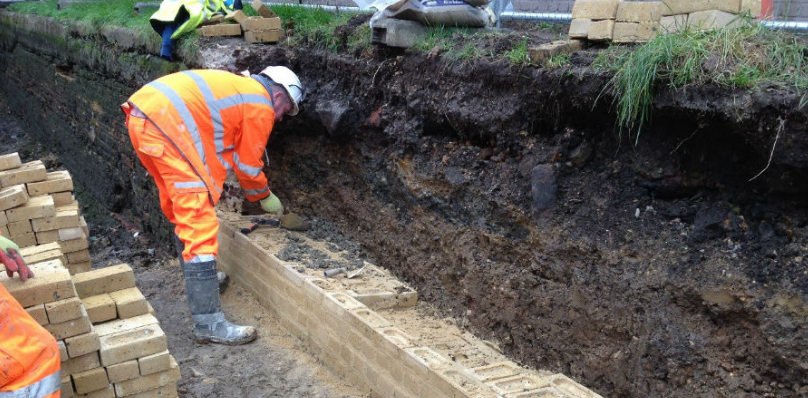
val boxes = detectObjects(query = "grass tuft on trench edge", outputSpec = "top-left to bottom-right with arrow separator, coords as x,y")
595,16 -> 808,145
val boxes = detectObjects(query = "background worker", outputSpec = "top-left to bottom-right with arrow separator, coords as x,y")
0,235 -> 62,398
121,66 -> 304,345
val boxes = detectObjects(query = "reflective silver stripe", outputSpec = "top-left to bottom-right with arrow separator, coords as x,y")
147,80 -> 206,166
244,186 -> 269,196
188,254 -> 216,263
0,369 -> 60,398
232,153 -> 263,177
184,71 -> 226,157
174,181 -> 206,189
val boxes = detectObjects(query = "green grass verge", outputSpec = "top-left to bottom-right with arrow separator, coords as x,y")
8,0 -> 152,35
596,17 -> 808,144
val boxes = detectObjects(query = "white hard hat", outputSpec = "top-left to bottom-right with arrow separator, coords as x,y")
259,66 -> 305,116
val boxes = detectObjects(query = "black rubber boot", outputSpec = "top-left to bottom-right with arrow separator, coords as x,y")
183,259 -> 256,345
174,235 -> 228,292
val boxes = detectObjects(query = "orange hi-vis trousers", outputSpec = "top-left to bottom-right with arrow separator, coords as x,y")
127,114 -> 219,263
0,283 -> 61,398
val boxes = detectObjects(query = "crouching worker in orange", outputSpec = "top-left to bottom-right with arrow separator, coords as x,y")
0,235 -> 62,397
121,67 -> 305,345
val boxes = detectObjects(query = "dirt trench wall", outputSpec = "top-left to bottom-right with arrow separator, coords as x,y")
4,12 -> 808,398
241,48 -> 808,398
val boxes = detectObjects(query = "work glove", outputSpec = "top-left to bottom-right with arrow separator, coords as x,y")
0,236 -> 33,281
260,192 -> 283,216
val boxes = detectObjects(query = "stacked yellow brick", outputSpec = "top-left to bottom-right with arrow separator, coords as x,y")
1,262 -> 179,398
0,152 -> 90,275
569,0 -> 764,43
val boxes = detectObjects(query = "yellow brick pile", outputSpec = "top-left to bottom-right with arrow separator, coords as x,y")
2,262 -> 179,398
196,0 -> 283,44
0,152 -> 89,275
569,0 -> 763,43
0,152 -> 180,398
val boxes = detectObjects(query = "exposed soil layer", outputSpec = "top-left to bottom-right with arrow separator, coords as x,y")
204,23 -> 808,398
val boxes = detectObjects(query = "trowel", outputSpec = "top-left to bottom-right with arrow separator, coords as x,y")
240,213 -> 310,235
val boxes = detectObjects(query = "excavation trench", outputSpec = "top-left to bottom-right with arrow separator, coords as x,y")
3,13 -> 808,398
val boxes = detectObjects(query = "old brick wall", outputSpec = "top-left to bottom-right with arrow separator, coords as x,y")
0,14 -> 181,247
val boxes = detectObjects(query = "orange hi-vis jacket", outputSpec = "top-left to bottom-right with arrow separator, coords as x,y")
0,282 -> 61,398
125,70 -> 276,205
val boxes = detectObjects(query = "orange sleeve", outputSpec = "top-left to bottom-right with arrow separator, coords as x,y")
234,109 -> 274,202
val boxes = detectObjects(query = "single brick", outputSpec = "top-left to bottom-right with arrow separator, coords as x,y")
80,216 -> 88,238
62,351 -> 101,376
58,201 -> 80,212
1,259 -> 75,307
527,40 -> 578,65
8,219 -> 32,235
52,191 -> 74,206
79,385 -> 115,398
11,232 -> 37,248
68,261 -> 92,275
36,230 -> 59,244
568,18 -> 591,38
65,331 -> 101,358
128,383 -> 178,398
82,294 -> 117,324
6,195 -> 55,223
252,0 -> 276,18
32,209 -> 80,232
241,16 -> 281,32
59,227 -> 84,241
109,288 -> 149,319
99,323 -> 167,366
61,375 -> 74,398
198,23 -> 242,37
0,185 -> 29,211
0,152 -> 22,171
45,296 -> 83,323
0,210 -> 7,227
72,366 -> 109,394
20,242 -> 64,265
45,310 -> 91,340
225,9 -> 248,23
106,360 -> 140,383
661,0 -> 741,15
0,161 -> 47,188
68,249 -> 90,263
27,170 -> 74,196
138,350 -> 171,376
59,237 -> 89,254
244,29 -> 282,43
58,340 -> 68,362
616,1 -> 664,22
588,19 -> 615,41
26,303 -> 49,325
688,9 -> 742,30
73,264 -> 136,298
113,357 -> 180,397
94,314 -> 160,337
571,0 -> 620,20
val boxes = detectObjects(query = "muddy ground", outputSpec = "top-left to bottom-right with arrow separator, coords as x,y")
0,97 -> 364,398
197,19 -> 808,398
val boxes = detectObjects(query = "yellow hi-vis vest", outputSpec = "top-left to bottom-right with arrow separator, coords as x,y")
150,0 -> 234,39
